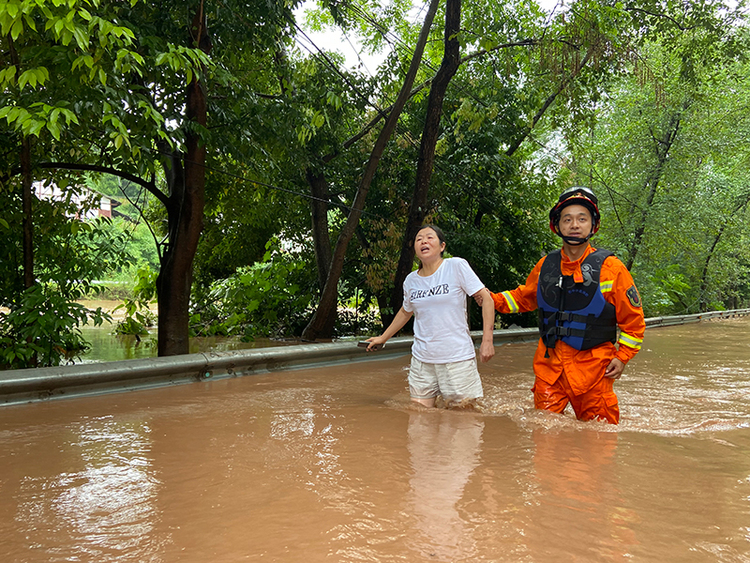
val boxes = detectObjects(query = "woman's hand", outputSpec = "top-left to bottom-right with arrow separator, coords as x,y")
365,336 -> 388,352
479,340 -> 495,363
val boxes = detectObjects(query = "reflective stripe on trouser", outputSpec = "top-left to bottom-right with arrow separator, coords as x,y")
531,371 -> 620,424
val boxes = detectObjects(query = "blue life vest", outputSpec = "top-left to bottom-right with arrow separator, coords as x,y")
537,249 -> 617,351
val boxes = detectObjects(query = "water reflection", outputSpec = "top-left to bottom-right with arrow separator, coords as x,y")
524,429 -> 635,561
9,416 -> 162,562
406,410 -> 484,561
78,325 -> 296,363
79,326 -> 157,362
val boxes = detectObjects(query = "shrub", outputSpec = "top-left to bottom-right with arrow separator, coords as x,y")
0,284 -> 110,369
190,240 -> 315,339
113,267 -> 157,336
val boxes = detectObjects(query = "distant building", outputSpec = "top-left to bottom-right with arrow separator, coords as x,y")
32,180 -> 119,220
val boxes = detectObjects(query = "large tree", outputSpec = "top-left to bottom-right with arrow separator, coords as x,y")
300,0 -> 442,340
564,1 -> 750,314
1,0 -> 299,356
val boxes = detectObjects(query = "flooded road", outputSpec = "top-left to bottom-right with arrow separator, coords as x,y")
2,319 -> 750,562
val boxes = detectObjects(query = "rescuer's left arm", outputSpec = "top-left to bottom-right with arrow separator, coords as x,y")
487,257 -> 545,314
602,259 -> 646,366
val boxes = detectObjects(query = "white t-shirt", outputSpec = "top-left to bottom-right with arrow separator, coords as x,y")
403,257 -> 485,364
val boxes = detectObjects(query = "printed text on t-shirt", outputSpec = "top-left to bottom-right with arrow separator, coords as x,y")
410,284 -> 450,300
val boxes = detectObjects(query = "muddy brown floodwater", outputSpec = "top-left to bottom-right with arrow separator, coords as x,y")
2,319 -> 750,562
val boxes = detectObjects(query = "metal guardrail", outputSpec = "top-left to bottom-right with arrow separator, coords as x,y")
644,308 -> 750,327
1,309 -> 749,406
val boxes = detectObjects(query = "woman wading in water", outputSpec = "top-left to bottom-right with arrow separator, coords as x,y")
366,225 -> 496,407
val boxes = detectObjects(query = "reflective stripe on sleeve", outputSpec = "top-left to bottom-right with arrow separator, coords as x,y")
600,280 -> 614,293
618,332 -> 643,350
502,291 -> 519,314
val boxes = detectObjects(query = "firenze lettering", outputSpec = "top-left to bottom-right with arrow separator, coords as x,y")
410,284 -> 450,300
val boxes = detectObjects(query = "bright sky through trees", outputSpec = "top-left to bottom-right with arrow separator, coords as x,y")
294,1 -> 567,71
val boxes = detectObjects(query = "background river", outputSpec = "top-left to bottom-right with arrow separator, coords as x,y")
2,318 -> 750,562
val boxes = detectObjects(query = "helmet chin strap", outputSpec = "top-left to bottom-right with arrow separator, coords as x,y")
559,232 -> 593,246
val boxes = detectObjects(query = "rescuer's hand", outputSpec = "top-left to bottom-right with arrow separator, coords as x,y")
473,292 -> 484,307
604,357 -> 625,379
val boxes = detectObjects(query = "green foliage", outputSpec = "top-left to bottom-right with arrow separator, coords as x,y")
333,288 -> 381,336
0,183 -> 135,302
41,215 -> 134,299
563,2 -> 750,314
0,0 -> 165,153
82,175 -> 161,272
3,0 -> 750,358
638,265 -> 692,317
3,0 -> 304,357
0,182 -> 133,368
112,266 -> 156,336
194,168 -> 289,290
190,239 -> 316,339
0,283 -> 109,369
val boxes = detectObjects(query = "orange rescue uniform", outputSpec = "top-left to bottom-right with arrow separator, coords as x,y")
492,245 -> 645,423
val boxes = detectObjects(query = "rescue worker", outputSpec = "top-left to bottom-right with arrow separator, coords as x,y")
480,187 -> 645,423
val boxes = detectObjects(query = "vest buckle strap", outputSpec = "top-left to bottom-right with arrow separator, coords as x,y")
552,326 -> 586,338
554,311 -> 598,324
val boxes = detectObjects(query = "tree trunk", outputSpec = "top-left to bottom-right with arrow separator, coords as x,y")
307,168 -> 332,291
21,136 -> 34,290
625,110 -> 683,270
698,195 -> 750,311
156,3 -> 211,356
8,35 -> 33,289
300,0 -> 441,341
387,0 -> 462,325
471,47 -> 595,228
698,228 -> 724,312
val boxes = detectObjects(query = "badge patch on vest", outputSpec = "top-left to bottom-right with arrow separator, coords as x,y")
627,285 -> 642,308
